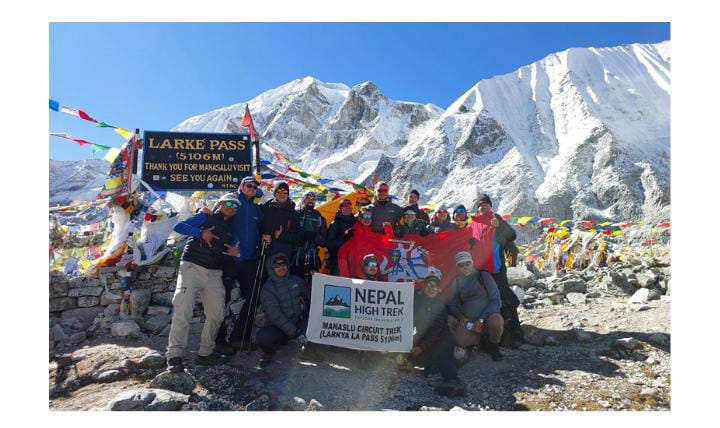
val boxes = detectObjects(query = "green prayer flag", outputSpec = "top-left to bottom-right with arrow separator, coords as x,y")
92,144 -> 110,156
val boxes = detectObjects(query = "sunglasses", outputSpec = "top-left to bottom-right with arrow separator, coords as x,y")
360,214 -> 372,219
458,261 -> 473,268
377,188 -> 389,193
223,201 -> 239,208
273,261 -> 288,267
243,184 -> 258,189
365,262 -> 378,268
276,190 -> 289,195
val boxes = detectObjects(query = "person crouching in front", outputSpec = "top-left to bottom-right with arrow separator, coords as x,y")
255,253 -> 311,368
409,271 -> 467,397
166,193 -> 241,373
448,251 -> 505,361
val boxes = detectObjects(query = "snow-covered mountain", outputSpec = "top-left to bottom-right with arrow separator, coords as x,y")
49,159 -> 109,206
174,41 -> 672,221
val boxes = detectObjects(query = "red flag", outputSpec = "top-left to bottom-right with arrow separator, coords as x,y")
240,104 -> 257,142
338,223 -> 495,298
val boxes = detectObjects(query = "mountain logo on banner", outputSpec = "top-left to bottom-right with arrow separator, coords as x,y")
380,242 -> 431,282
323,285 -> 351,318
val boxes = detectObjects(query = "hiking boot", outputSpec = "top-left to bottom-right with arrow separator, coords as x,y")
197,352 -> 224,366
487,342 -> 504,361
166,357 -> 184,373
257,352 -> 274,369
435,378 -> 468,397
214,342 -> 237,356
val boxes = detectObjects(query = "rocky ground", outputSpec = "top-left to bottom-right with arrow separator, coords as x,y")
49,253 -> 671,411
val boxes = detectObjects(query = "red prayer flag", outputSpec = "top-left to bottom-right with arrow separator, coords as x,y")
240,104 -> 257,142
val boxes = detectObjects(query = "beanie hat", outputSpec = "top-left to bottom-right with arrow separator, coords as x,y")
409,189 -> 420,198
273,181 -> 290,194
476,193 -> 492,208
402,206 -> 417,216
455,251 -> 473,266
240,176 -> 259,186
302,191 -> 317,200
454,204 -> 467,215
426,266 -> 443,281
362,254 -> 378,266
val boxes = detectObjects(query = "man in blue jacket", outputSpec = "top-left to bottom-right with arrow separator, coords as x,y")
215,176 -> 264,352
166,193 -> 241,373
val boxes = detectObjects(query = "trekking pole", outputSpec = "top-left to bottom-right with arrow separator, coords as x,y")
240,240 -> 268,352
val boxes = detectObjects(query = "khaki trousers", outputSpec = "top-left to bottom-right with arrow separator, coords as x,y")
167,261 -> 226,358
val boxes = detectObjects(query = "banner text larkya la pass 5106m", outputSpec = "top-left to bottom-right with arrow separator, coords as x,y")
306,273 -> 414,352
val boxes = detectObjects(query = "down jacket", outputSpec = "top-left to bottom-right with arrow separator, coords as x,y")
259,254 -> 311,337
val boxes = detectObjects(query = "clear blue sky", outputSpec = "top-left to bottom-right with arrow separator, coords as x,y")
50,22 -> 670,161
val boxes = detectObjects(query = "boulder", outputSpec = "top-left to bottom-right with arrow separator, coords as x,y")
50,324 -> 68,342
636,272 -> 657,288
137,351 -> 166,369
130,289 -> 152,318
565,293 -> 587,305
50,297 -> 77,312
246,394 -> 272,411
68,276 -> 101,288
506,267 -> 536,289
100,290 -> 122,306
647,333 -> 670,348
67,331 -> 87,344
628,288 -> 651,305
604,271 -> 634,294
511,286 -> 525,303
68,286 -> 104,297
77,296 -> 100,308
574,329 -> 594,342
106,389 -> 189,411
104,304 -> 120,318
111,320 -> 142,337
554,277 -> 587,295
612,337 -> 642,352
94,369 -> 124,383
150,370 -> 196,395
305,399 -> 325,411
49,273 -> 70,297
151,292 -> 175,307
154,266 -> 177,279
60,307 -> 104,329
143,314 -> 171,334
147,306 -> 172,316
230,288 -> 243,301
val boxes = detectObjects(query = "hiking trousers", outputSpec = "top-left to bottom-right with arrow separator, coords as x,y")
167,261 -> 226,359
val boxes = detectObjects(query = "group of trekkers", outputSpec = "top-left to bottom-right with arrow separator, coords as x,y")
165,178 -> 524,397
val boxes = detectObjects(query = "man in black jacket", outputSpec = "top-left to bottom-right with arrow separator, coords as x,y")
326,199 -> 356,275
292,191 -> 327,281
261,181 -> 298,259
409,273 -> 467,397
476,194 -> 524,344
369,181 -> 402,234
166,193 -> 241,372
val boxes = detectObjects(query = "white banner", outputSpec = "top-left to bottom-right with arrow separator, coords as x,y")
306,273 -> 414,352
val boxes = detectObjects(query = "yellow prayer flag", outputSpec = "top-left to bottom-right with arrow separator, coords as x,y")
598,221 -> 612,226
104,176 -> 122,189
518,216 -> 533,225
103,147 -> 121,163
612,230 -> 623,236
311,173 -> 322,179
114,128 -> 134,139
